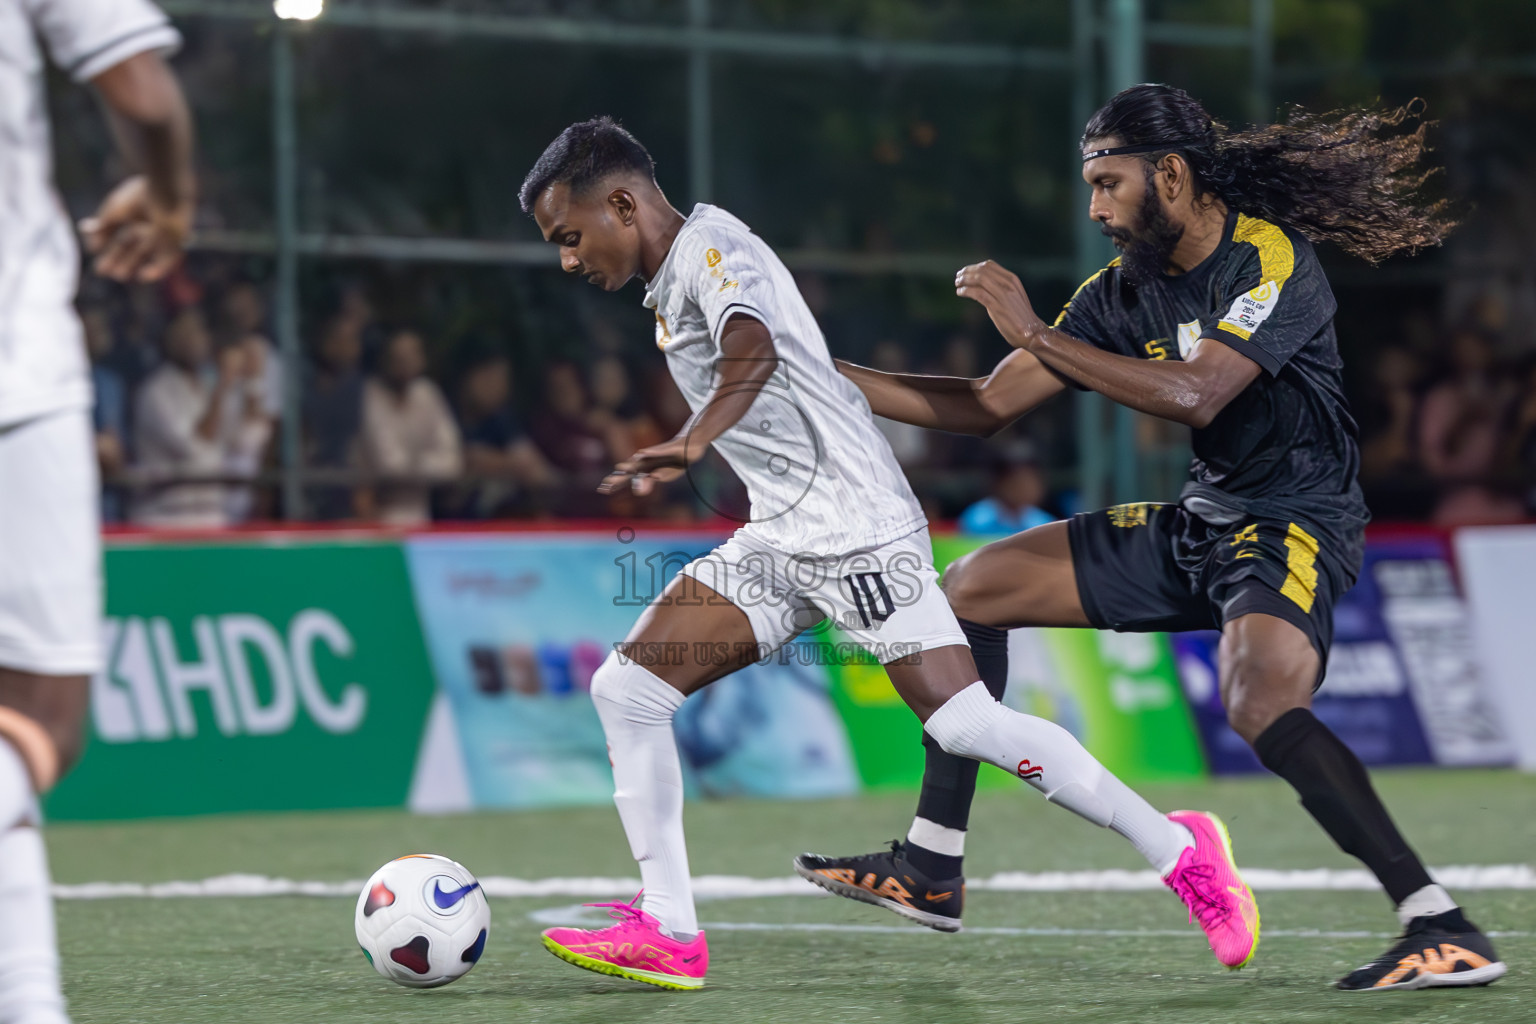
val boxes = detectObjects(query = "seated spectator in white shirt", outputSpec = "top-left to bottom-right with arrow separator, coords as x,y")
360,328 -> 463,525
215,281 -> 281,521
132,307 -> 271,528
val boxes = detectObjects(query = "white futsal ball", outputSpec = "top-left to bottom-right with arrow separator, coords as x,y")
354,854 -> 491,987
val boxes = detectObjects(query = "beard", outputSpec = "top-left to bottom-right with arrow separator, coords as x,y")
1101,176 -> 1185,287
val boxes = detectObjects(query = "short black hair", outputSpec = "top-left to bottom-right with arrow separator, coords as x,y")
519,116 -> 656,214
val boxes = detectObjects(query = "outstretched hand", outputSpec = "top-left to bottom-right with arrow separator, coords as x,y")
80,175 -> 193,283
597,435 -> 694,496
955,260 -> 1044,349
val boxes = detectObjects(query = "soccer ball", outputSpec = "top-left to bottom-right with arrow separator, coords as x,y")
354,854 -> 491,988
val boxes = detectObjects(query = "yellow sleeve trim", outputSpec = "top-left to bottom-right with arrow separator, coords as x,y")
1216,321 -> 1253,342
1053,256 -> 1121,328
1233,214 -> 1295,288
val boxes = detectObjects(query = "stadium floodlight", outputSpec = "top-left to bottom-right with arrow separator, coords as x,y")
273,0 -> 323,20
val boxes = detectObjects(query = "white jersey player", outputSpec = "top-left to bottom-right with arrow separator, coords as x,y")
519,118 -> 1252,992
0,0 -> 194,1019
643,203 -> 926,556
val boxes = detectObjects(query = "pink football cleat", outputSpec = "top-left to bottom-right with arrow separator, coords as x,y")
1163,810 -> 1261,970
541,894 -> 708,991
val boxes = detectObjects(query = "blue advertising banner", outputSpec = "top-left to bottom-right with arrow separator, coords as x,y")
1173,533 -> 1512,773
403,532 -> 861,810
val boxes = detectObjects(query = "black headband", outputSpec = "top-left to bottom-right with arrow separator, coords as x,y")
1081,140 -> 1204,162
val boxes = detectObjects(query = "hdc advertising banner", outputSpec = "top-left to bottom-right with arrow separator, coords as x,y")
47,540 -> 438,820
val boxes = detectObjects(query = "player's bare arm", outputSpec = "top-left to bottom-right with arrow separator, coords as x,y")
598,313 -> 778,496
81,50 -> 195,283
834,347 -> 1065,437
955,259 -> 1260,428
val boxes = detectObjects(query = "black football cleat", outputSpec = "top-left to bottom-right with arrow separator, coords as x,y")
793,840 -> 963,932
1337,908 -> 1507,991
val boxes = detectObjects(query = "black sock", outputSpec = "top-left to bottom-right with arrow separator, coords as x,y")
1254,707 -> 1434,906
905,618 -> 1008,880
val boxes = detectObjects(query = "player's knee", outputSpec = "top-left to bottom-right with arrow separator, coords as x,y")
1219,631 -> 1315,744
1224,689 -> 1272,745
1223,670 -> 1305,745
939,552 -> 986,619
588,652 -> 630,708
589,652 -> 681,727
927,730 -> 973,760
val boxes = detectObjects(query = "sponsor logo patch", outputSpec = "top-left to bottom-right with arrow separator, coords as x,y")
1220,281 -> 1281,336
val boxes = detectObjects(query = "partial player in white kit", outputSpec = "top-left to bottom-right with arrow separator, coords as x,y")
519,118 -> 1259,991
0,0 -> 194,1018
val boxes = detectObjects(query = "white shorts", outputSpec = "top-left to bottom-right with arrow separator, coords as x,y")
0,411 -> 103,676
678,526 -> 968,664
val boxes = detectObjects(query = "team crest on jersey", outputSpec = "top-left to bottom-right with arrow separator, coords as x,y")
1176,320 -> 1200,359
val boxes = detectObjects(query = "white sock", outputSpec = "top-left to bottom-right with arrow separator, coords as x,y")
589,654 -> 697,941
906,816 -> 965,857
1396,884 -> 1457,926
924,682 -> 1193,874
0,741 -> 69,1024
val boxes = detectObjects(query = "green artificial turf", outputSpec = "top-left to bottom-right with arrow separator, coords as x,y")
48,768 -> 1536,1023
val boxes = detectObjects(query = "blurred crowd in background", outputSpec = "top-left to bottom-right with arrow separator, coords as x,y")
81,258 -> 1067,533
80,256 -> 1536,532
52,2 -> 1536,533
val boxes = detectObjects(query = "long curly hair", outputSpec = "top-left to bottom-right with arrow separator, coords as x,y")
1082,84 -> 1456,264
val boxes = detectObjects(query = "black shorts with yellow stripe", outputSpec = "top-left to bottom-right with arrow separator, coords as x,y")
1068,502 -> 1354,685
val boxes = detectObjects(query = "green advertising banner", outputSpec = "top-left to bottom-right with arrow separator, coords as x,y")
826,534 -> 1206,790
45,540 -> 437,820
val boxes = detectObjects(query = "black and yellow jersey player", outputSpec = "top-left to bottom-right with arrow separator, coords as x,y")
798,83 -> 1507,993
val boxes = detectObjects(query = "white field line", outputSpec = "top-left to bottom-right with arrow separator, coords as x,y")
526,905 -> 1535,940
51,864 -> 1536,900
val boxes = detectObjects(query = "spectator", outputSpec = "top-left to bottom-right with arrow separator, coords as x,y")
213,287 -> 280,523
1418,327 -> 1522,523
865,340 -> 929,468
454,352 -> 556,518
1418,328 -> 1510,480
131,307 -> 269,528
587,354 -> 664,460
958,443 -> 1055,535
82,304 -> 127,522
1359,345 -> 1424,481
360,328 -> 463,525
529,360 -> 609,477
1506,359 -> 1536,514
215,280 -> 283,418
303,311 -> 367,519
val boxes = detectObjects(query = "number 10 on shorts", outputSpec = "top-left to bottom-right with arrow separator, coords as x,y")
843,572 -> 895,629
